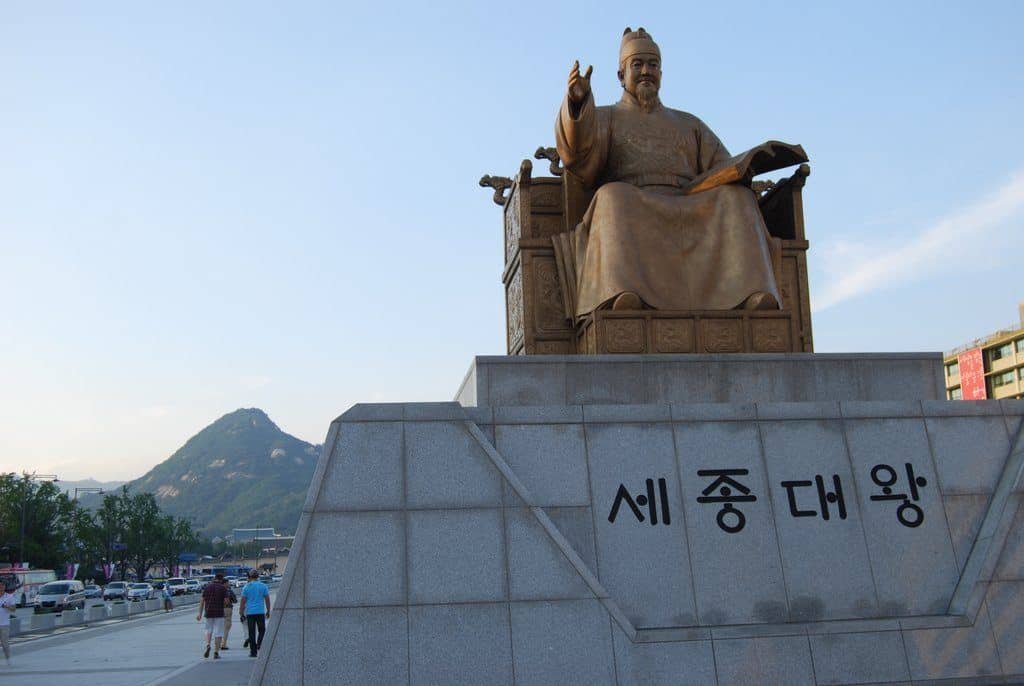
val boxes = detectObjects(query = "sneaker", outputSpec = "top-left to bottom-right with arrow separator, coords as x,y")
204,645 -> 210,658
221,645 -> 230,651
249,652 -> 257,658
243,638 -> 249,648
214,652 -> 220,659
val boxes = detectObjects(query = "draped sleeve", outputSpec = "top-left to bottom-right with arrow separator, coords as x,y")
694,117 -> 731,175
555,93 -> 610,188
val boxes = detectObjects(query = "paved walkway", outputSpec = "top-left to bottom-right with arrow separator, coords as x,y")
0,595 -> 273,685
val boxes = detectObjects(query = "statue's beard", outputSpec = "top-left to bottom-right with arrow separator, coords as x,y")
635,82 -> 660,112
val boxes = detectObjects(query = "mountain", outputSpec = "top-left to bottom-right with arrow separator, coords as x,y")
118,408 -> 321,537
58,478 -> 125,498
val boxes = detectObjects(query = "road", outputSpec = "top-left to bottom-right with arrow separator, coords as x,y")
0,593 -> 275,685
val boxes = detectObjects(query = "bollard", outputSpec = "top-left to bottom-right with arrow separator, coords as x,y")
86,605 -> 107,622
9,616 -> 21,637
145,598 -> 162,612
108,602 -> 128,618
33,613 -> 56,631
59,609 -> 84,627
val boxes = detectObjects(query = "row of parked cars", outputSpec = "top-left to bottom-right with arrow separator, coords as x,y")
33,580 -> 160,612
33,573 -> 282,613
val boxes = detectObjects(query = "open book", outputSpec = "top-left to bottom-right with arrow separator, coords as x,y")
683,141 -> 808,195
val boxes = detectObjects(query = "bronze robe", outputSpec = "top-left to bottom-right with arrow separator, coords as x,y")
554,91 -> 781,317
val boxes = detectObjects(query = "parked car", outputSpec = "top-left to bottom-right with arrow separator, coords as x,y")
102,581 -> 129,601
34,580 -> 86,613
127,583 -> 155,601
229,577 -> 246,589
165,578 -> 188,596
196,574 -> 215,589
184,579 -> 201,594
83,584 -> 103,599
270,574 -> 282,583
151,581 -> 165,591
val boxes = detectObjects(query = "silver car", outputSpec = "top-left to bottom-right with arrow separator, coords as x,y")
34,581 -> 86,613
126,583 -> 154,601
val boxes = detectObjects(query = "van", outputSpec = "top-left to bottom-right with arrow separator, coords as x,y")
33,580 -> 86,613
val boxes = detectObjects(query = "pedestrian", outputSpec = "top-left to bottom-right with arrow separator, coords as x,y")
238,569 -> 271,658
0,581 -> 14,666
162,583 -> 173,612
220,576 -> 237,649
196,572 -> 228,659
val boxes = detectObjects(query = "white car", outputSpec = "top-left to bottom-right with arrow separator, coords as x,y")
126,583 -> 154,601
184,579 -> 201,594
230,577 -> 246,589
102,581 -> 129,601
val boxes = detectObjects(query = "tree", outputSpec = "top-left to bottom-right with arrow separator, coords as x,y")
121,491 -> 162,582
97,489 -> 130,580
67,506 -> 106,582
0,474 -> 77,570
155,515 -> 197,577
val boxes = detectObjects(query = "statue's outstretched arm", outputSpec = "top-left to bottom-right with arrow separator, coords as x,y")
556,61 -> 605,187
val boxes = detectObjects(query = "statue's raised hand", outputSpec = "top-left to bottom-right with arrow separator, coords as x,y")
568,60 -> 593,108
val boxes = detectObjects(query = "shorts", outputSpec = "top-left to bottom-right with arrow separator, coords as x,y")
204,616 -> 225,638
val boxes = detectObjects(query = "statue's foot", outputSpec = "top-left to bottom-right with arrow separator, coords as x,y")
611,292 -> 643,310
741,292 -> 779,310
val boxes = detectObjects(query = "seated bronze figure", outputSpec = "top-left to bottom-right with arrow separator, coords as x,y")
482,27 -> 813,356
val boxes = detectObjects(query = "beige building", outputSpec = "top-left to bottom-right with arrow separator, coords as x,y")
945,302 -> 1024,400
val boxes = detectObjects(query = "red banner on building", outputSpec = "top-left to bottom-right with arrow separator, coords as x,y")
958,347 -> 987,400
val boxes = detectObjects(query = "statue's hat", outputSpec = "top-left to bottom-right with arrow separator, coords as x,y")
619,27 -> 660,64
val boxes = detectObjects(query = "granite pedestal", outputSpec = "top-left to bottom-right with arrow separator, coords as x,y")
253,356 -> 1024,685
455,353 -> 946,407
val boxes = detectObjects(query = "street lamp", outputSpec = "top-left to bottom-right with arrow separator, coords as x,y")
73,487 -> 104,500
18,472 -> 58,567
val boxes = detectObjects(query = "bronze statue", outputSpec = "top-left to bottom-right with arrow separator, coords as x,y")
553,27 -> 806,318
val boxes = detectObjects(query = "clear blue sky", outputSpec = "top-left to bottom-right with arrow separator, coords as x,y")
2,1 -> 1022,480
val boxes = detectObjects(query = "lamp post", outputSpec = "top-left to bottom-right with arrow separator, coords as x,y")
18,473 -> 59,567
73,487 -> 104,501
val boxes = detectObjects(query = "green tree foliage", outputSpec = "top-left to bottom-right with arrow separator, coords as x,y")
0,474 -> 76,570
0,477 -> 196,582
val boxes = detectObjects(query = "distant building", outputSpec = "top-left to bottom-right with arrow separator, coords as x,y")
232,527 -> 276,543
945,302 -> 1024,400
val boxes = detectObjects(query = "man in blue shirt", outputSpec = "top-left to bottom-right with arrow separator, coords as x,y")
238,570 -> 271,658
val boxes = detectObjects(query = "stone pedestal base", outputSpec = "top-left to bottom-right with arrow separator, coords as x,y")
252,356 -> 1023,685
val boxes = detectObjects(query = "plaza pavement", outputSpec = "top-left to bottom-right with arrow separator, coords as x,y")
0,592 -> 276,685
